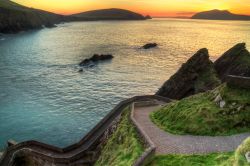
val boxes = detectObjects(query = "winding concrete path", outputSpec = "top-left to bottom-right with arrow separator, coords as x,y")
134,104 -> 250,154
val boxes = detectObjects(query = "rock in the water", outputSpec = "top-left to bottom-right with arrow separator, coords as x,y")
156,48 -> 220,100
142,43 -> 157,49
79,54 -> 113,66
214,43 -> 250,81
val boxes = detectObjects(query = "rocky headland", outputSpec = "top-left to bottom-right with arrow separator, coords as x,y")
0,0 -> 66,33
156,48 -> 221,100
0,1 -> 149,33
214,43 -> 250,81
156,43 -> 250,100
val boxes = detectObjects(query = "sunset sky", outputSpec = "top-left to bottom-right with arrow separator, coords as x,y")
13,0 -> 250,17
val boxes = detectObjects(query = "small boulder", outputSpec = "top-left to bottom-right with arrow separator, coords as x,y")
7,139 -> 18,147
214,94 -> 222,103
142,43 -> 157,49
220,101 -> 226,108
245,152 -> 250,163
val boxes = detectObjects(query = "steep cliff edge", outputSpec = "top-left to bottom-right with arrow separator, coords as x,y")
156,48 -> 220,100
157,43 -> 250,100
214,43 -> 250,81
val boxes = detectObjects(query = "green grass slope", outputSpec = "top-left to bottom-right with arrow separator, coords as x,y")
147,152 -> 233,166
147,137 -> 250,166
151,84 -> 250,136
95,107 -> 144,166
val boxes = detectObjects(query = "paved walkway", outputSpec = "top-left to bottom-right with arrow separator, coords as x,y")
134,105 -> 250,154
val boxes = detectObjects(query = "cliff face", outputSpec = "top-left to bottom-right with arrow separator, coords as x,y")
157,43 -> 250,100
0,0 -> 64,33
214,43 -> 250,81
191,10 -> 250,21
156,48 -> 220,100
71,8 -> 147,20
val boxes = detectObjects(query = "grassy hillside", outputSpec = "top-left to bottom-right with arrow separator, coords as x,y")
95,107 -> 144,166
147,137 -> 250,166
147,152 -> 233,166
151,84 -> 250,136
0,0 -> 64,33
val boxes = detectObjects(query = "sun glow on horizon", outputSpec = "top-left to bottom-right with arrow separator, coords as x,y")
13,0 -> 250,17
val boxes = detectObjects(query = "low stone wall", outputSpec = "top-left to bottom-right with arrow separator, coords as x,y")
0,95 -> 171,166
133,100 -> 160,107
226,75 -> 250,89
130,101 -> 158,166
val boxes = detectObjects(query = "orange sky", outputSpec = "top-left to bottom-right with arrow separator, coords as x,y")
13,0 -> 250,17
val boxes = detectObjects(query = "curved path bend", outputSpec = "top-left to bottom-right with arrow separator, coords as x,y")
134,104 -> 250,154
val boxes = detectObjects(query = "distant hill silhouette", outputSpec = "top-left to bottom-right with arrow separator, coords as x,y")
0,1 -> 149,33
71,8 -> 147,20
191,10 -> 250,20
0,0 -> 66,33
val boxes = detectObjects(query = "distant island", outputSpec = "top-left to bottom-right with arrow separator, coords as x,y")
191,9 -> 250,20
71,8 -> 148,21
0,1 -> 149,33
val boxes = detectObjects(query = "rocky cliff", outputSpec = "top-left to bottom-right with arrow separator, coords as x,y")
157,43 -> 250,100
214,43 -> 250,81
156,48 -> 220,100
0,0 -> 66,33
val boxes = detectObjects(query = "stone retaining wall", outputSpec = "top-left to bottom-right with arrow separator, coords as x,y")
0,95 -> 170,166
131,102 -> 157,166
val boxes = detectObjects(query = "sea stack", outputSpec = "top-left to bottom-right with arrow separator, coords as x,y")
214,43 -> 250,81
156,48 -> 220,100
